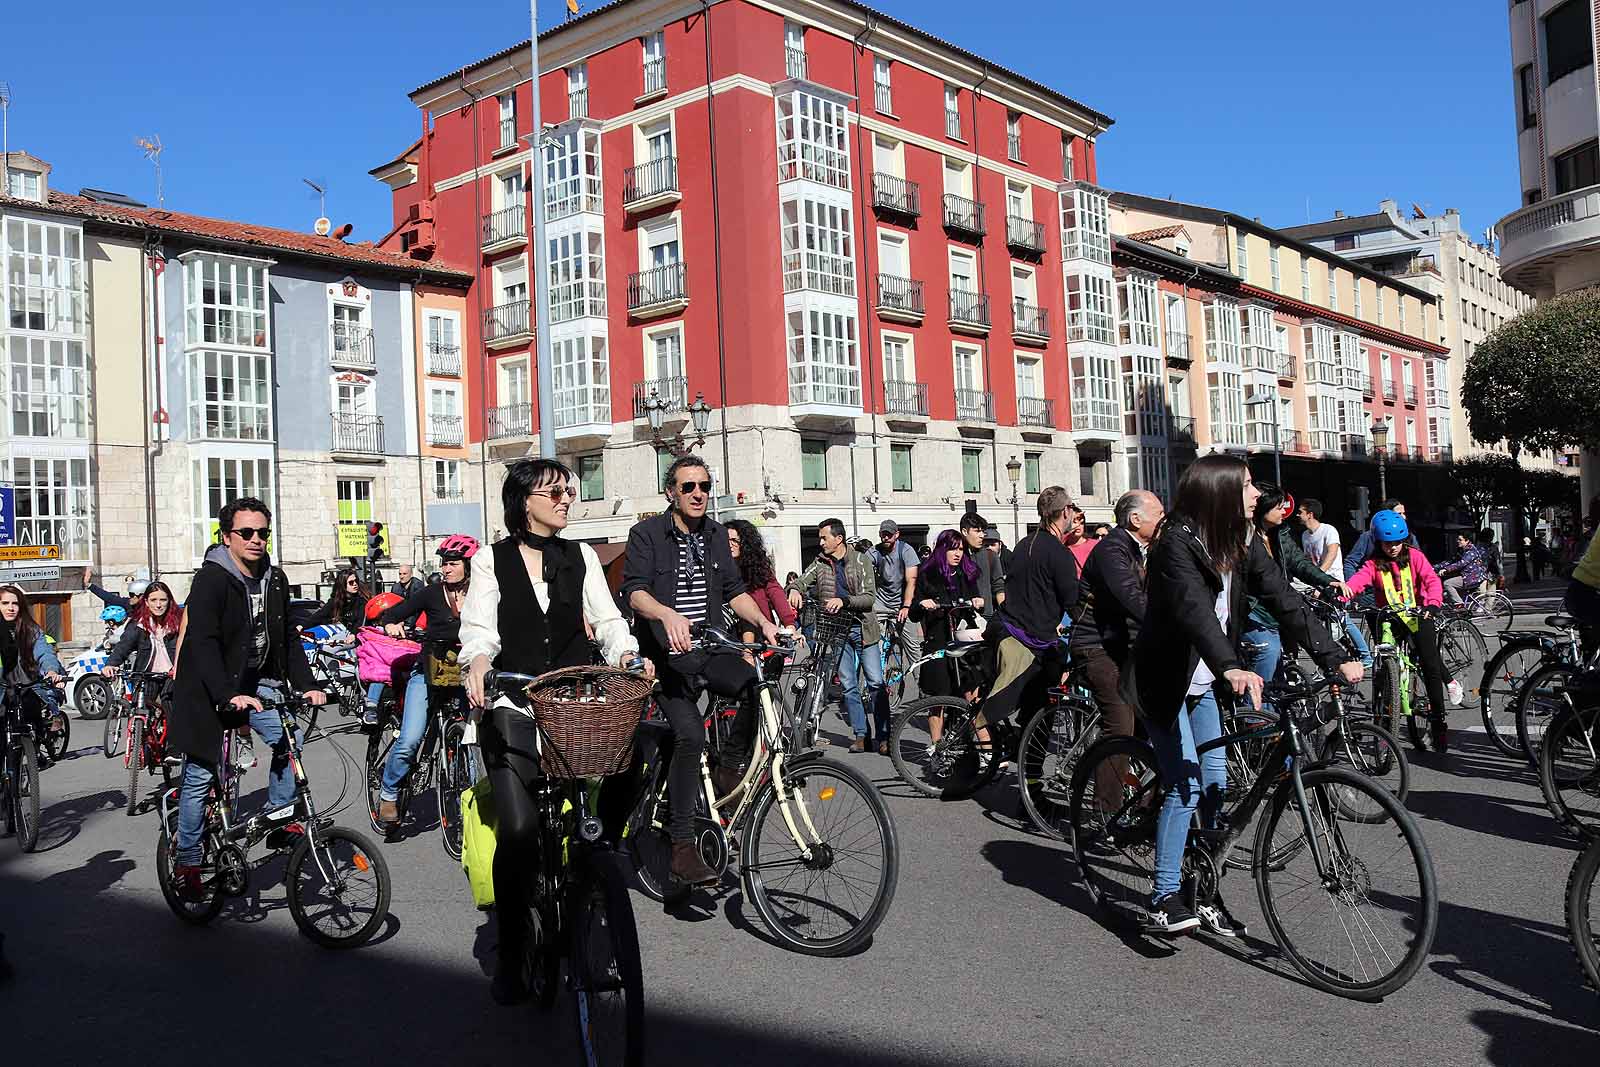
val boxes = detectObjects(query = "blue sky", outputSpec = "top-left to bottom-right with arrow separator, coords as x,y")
2,0 -> 1517,246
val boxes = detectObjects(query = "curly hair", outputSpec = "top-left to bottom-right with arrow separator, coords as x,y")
725,519 -> 775,588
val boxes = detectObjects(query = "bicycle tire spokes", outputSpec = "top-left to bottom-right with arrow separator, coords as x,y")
1070,739 -> 1161,928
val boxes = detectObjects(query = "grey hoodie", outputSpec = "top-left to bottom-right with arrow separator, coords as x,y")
204,542 -> 271,675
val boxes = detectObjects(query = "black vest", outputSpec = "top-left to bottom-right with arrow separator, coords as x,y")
491,536 -> 591,675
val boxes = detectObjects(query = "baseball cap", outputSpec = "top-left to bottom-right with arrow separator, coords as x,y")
879,519 -> 898,535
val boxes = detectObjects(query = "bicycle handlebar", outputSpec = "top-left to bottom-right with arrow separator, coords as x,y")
690,624 -> 798,658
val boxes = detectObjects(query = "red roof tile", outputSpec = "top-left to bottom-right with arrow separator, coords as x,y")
1128,224 -> 1189,243
1,190 -> 471,282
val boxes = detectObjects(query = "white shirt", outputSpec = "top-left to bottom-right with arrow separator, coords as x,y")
458,541 -> 638,670
1302,523 -> 1343,578
1188,570 -> 1232,696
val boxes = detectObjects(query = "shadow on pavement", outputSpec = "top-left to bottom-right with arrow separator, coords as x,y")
1406,787 -> 1578,852
1433,895 -> 1600,1033
27,788 -> 124,854
1473,1008 -> 1600,1065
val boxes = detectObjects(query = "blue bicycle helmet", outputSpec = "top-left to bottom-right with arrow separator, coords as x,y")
1371,509 -> 1409,544
100,605 -> 128,624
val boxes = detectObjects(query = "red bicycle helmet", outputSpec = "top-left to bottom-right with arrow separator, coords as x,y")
364,591 -> 405,621
436,534 -> 481,561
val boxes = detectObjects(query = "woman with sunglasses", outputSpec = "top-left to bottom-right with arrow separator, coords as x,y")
312,567 -> 369,633
372,533 -> 480,830
461,458 -> 647,1005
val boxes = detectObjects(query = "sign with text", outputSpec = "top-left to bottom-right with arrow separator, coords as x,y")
0,544 -> 59,562
336,523 -> 389,558
0,565 -> 61,583
0,487 -> 13,546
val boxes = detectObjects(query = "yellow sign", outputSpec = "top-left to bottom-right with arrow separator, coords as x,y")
0,545 -> 59,561
336,523 -> 389,557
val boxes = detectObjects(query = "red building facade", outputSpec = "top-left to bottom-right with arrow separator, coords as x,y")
373,0 -> 1114,565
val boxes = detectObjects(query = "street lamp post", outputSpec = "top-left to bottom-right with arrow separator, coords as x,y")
1245,392 -> 1282,485
1371,418 -> 1390,501
1005,455 -> 1022,543
645,389 -> 713,457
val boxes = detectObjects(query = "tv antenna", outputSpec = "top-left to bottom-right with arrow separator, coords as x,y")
303,177 -> 326,217
135,135 -> 164,207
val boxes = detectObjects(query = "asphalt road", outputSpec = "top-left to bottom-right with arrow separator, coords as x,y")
2,648 -> 1598,1066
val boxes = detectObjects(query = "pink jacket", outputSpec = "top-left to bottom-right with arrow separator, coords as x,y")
1345,549 -> 1444,609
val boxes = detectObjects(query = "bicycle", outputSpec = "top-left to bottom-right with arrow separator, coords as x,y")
1014,673 -> 1101,839
364,644 -> 475,858
481,666 -> 645,1066
108,670 -> 178,816
623,627 -> 899,957
1511,615 -> 1599,765
1478,624 -> 1574,758
773,611 -> 853,750
878,615 -> 915,709
1538,671 -> 1600,839
885,665 -> 1012,802
1069,675 -> 1438,1000
1365,605 -> 1441,752
1565,832 -> 1600,993
307,635 -> 365,719
154,691 -> 391,948
0,678 -> 44,852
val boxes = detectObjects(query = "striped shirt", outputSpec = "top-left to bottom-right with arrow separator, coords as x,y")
676,533 -> 710,624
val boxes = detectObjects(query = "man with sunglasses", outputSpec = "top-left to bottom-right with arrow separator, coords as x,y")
168,497 -> 326,901
622,456 -> 781,887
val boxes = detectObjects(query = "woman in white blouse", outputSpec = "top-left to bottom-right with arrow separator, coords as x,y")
459,458 -> 652,1006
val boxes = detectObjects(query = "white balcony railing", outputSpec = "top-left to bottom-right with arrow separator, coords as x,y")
1497,183 -> 1600,290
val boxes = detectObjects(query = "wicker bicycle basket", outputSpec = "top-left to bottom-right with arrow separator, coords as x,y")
521,665 -> 652,779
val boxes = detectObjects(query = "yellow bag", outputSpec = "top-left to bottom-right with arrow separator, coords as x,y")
427,649 -> 463,689
461,777 -> 498,910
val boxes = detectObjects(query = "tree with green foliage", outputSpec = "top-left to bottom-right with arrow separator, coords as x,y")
1463,288 -> 1600,579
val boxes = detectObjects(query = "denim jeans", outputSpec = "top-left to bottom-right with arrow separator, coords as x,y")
1343,615 -> 1373,669
1146,689 -> 1227,902
838,625 -> 886,739
1241,626 -> 1283,687
380,669 -> 430,801
365,681 -> 385,709
175,683 -> 297,867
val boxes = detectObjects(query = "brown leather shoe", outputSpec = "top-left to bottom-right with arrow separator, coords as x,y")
670,841 -> 720,885
711,763 -> 743,798
378,799 -> 401,827
877,740 -> 890,756
848,737 -> 867,753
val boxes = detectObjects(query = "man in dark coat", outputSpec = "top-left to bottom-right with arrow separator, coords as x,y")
169,497 -> 323,899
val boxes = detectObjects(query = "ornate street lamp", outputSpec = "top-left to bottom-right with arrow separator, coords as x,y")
1371,418 -> 1390,501
1005,454 -> 1023,542
646,389 -> 713,457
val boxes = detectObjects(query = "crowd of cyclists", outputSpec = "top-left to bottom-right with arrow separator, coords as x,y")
5,446 -> 1600,1011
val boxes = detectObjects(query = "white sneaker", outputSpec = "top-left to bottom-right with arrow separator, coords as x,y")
1447,680 -> 1465,707
1197,898 -> 1247,938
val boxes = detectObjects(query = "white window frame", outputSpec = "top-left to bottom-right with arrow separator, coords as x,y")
1235,232 -> 1248,277
1006,111 -> 1023,162
642,31 -> 666,95
1353,278 -> 1364,320
4,217 -> 85,335
1328,268 -> 1339,311
1269,245 -> 1281,292
952,341 -> 983,392
873,58 -> 893,113
7,335 -> 89,439
943,157 -> 972,199
1061,135 -> 1074,181
497,92 -> 516,149
1006,178 -> 1031,222
780,195 -> 855,296
784,20 -> 807,78
1015,352 -> 1043,399
547,228 -> 606,323
567,63 -> 589,117
785,307 -> 861,408
183,253 -> 269,350
1060,186 -> 1110,264
543,125 -> 603,220
877,229 -> 910,280
944,84 -> 962,138
1118,272 -> 1160,349
638,212 -> 682,268
1065,272 -> 1115,344
1300,259 -> 1311,301
432,458 -> 462,499
882,330 -> 915,383
187,348 -> 271,442
551,333 -> 610,429
642,322 -> 687,410
775,89 -> 850,190
190,454 -> 273,561
499,357 -> 531,407
10,455 -> 93,563
872,133 -> 904,181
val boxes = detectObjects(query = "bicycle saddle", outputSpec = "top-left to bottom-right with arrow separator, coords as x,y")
1547,614 -> 1580,630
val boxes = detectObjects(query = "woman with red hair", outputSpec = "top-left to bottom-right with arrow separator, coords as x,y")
104,580 -> 183,686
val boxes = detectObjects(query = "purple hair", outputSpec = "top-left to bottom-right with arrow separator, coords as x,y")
927,528 -> 977,587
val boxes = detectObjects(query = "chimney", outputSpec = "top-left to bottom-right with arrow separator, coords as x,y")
1379,199 -> 1398,216
1445,207 -> 1459,217
1333,210 -> 1346,219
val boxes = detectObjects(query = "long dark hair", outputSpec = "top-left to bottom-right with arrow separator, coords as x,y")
725,519 -> 775,588
328,567 -> 368,622
926,528 -> 977,588
130,580 -> 183,637
1172,454 -> 1251,574
1252,483 -> 1286,530
0,585 -> 44,674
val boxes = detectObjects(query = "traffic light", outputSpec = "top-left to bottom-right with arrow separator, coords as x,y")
367,522 -> 385,561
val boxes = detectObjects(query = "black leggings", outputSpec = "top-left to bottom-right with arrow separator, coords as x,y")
657,651 -> 758,839
479,706 -> 632,951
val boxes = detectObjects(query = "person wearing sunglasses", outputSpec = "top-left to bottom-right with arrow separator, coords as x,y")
168,496 -> 326,902
621,454 -> 782,889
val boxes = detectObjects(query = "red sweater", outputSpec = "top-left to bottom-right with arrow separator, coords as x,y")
746,578 -> 798,627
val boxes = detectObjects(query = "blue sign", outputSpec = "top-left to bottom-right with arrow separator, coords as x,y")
0,488 -> 14,546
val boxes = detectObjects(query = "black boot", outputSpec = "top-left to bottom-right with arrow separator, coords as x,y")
1431,715 -> 1449,754
670,840 -> 720,886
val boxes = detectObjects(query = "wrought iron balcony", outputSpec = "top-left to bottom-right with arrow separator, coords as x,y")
569,88 -> 588,118
498,117 -> 516,151
642,57 -> 666,96
1007,131 -> 1022,161
633,376 -> 689,419
785,46 -> 808,80
884,378 -> 928,417
1277,353 -> 1296,380
1361,372 -> 1375,398
427,341 -> 461,377
427,413 -> 463,447
1281,428 -> 1306,453
874,82 -> 892,113
488,402 -> 533,440
628,263 -> 688,316
481,203 -> 526,248
1017,396 -> 1054,428
871,173 -> 920,217
1404,384 -> 1418,406
954,387 -> 994,423
1006,215 -> 1046,255
331,323 -> 375,369
949,289 -> 991,332
875,273 -> 924,322
483,300 -> 531,346
1166,331 -> 1193,366
1012,302 -> 1049,341
942,194 -> 986,238
1168,415 -> 1197,447
1383,381 -> 1398,401
331,412 -> 384,455
945,109 -> 962,138
623,156 -> 679,209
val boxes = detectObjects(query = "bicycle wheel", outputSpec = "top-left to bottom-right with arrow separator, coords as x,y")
1471,591 -> 1516,635
621,782 -> 675,903
1068,735 -> 1162,930
570,853 -> 645,1067
1255,765 -> 1437,1000
741,756 -> 898,956
1221,710 -> 1279,872
285,825 -> 391,949
11,738 -> 40,852
882,641 -> 910,711
1436,619 -> 1485,705
1540,703 -> 1600,840
74,675 -> 112,720
1516,662 -> 1578,766
1017,702 -> 1096,840
155,827 -> 226,924
102,696 -> 128,759
126,718 -> 145,817
1480,640 -> 1548,758
365,728 -> 395,835
47,708 -> 71,763
887,695 -> 1000,800
437,719 -> 471,861
1323,720 -> 1409,822
1565,837 -> 1600,992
